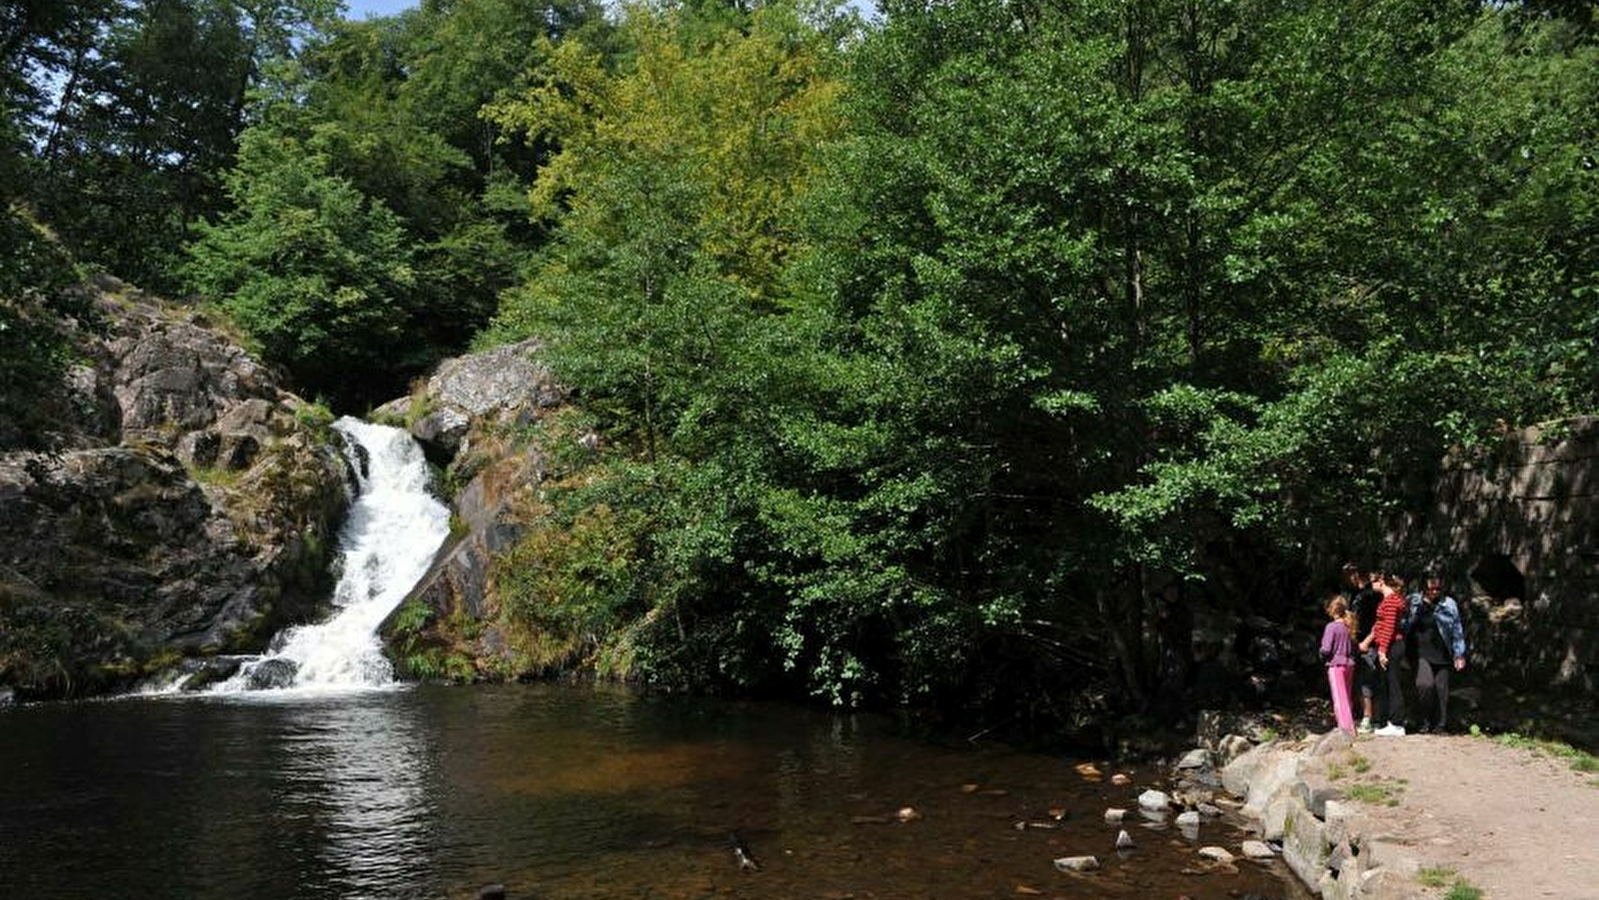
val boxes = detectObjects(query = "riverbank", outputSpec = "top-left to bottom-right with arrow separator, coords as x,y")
1216,727 -> 1598,899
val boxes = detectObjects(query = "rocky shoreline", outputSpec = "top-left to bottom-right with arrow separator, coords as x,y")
1216,731 -> 1423,900
1202,719 -> 1598,900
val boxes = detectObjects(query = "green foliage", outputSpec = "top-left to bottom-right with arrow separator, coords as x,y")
0,206 -> 87,448
1418,867 -> 1458,888
391,599 -> 434,638
21,1 -> 338,291
1345,781 -> 1403,806
1485,730 -> 1599,776
185,126 -> 416,395
1443,880 -> 1484,900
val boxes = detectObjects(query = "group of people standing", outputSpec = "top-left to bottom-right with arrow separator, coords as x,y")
1319,564 -> 1469,737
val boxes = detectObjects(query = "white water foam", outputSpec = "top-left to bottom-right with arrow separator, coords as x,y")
215,417 -> 450,693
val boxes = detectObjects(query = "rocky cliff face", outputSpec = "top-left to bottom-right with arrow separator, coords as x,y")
0,276 -> 350,698
371,339 -> 569,679
1386,417 -> 1597,693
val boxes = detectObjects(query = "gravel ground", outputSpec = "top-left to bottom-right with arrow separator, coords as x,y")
1348,733 -> 1598,900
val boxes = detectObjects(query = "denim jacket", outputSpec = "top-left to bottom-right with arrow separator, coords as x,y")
1404,592 -> 1468,660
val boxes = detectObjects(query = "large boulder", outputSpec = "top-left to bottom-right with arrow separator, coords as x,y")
376,341 -> 565,678
0,279 -> 350,699
372,338 -> 560,465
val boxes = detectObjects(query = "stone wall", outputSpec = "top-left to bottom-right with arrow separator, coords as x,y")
1386,417 -> 1598,692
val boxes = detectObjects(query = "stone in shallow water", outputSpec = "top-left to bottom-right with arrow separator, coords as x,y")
1138,789 -> 1170,811
1053,855 -> 1099,873
1176,810 -> 1201,827
1104,807 -> 1127,823
1242,839 -> 1276,859
1115,829 -> 1136,850
1198,845 -> 1234,862
245,658 -> 299,690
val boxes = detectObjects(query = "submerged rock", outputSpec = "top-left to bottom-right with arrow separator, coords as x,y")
1053,855 -> 1099,873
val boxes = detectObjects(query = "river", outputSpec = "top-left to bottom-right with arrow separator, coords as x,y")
0,684 -> 1308,900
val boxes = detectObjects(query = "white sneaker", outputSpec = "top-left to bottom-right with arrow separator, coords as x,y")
1374,723 -> 1406,737
1357,718 -> 1373,734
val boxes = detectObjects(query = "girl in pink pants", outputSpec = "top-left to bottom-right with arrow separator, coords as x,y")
1320,595 -> 1358,734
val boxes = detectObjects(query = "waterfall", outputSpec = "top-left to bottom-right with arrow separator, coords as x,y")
215,417 -> 450,693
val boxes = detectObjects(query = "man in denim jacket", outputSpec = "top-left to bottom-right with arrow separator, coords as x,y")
1405,576 -> 1468,732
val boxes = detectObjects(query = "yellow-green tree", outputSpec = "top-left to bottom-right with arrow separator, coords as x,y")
483,0 -> 850,691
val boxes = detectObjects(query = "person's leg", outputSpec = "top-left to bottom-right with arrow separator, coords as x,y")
1384,641 -> 1406,726
1359,650 -> 1379,730
1415,657 -> 1437,730
1435,662 -> 1452,731
1328,665 -> 1356,733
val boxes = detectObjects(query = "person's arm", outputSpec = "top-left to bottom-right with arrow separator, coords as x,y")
1320,623 -> 1336,660
1445,597 -> 1467,669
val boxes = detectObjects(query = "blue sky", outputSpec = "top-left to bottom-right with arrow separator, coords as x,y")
343,0 -> 418,18
342,0 -> 876,20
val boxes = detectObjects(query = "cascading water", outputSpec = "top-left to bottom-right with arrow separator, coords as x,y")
215,417 -> 450,692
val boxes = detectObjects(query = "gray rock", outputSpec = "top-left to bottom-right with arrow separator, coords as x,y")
1217,734 -> 1253,766
1115,829 -> 1135,850
244,658 -> 299,690
1176,748 -> 1211,769
1053,855 -> 1099,873
0,285 -> 348,699
1175,810 -> 1200,827
1197,802 -> 1222,817
1309,728 -> 1354,757
384,339 -> 560,463
478,885 -> 507,900
1103,808 -> 1127,824
1197,846 -> 1234,862
1137,789 -> 1170,812
178,657 -> 244,691
1241,840 -> 1275,859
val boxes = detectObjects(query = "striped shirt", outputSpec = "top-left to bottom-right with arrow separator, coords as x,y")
1370,592 -> 1408,653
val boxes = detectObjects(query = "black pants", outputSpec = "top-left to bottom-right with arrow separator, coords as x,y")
1415,655 -> 1452,728
1382,639 -> 1407,725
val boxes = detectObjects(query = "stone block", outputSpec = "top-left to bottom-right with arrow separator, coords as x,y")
1323,799 -> 1355,848
1262,785 -> 1295,841
1282,805 -> 1329,888
1363,838 -> 1420,879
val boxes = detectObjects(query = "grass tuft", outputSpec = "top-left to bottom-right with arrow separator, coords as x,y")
1479,730 -> 1599,779
1344,781 -> 1402,806
1418,866 -> 1456,887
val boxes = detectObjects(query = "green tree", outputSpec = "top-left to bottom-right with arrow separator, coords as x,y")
483,0 -> 849,693
184,126 -> 415,397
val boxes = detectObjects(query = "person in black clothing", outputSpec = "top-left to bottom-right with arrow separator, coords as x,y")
1409,575 -> 1469,733
1340,563 -> 1383,733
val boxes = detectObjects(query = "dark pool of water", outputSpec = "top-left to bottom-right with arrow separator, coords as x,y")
0,684 -> 1309,900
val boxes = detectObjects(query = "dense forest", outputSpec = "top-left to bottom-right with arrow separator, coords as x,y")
2,0 -> 1594,724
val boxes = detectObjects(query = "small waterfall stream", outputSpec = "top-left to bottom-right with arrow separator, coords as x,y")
215,417 -> 450,693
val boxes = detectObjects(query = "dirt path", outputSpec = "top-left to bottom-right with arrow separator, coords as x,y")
1343,733 -> 1598,900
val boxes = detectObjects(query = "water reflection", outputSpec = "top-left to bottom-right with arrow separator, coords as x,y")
263,694 -> 436,897
0,684 -> 1312,900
